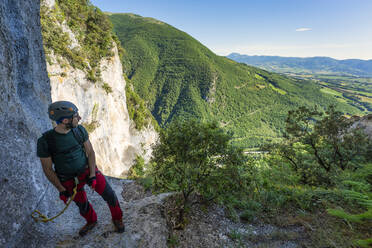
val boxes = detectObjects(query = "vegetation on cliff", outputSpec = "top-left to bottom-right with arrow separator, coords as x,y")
40,0 -> 114,82
40,0 -> 155,131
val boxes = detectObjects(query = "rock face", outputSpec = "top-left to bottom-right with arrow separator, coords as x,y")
17,179 -> 171,248
44,0 -> 157,177
0,0 -> 157,246
0,0 -> 54,246
47,45 -> 157,177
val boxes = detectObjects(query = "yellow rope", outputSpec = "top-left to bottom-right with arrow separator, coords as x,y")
31,177 -> 78,223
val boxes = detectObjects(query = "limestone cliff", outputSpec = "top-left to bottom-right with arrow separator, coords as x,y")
47,45 -> 157,177
41,0 -> 157,177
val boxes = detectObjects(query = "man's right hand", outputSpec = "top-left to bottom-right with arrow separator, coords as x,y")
59,190 -> 71,204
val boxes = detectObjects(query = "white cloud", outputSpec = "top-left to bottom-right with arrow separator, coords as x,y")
295,28 -> 312,32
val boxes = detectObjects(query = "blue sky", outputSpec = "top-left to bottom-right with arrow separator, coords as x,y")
91,0 -> 372,60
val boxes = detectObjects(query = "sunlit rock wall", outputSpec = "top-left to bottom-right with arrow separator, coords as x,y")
43,1 -> 157,177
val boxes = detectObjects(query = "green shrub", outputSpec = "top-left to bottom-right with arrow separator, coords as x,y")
167,234 -> 179,248
82,121 -> 98,134
81,103 -> 99,133
225,204 -> 240,223
137,176 -> 154,191
128,155 -> 146,179
327,163 -> 372,245
355,238 -> 372,248
150,119 -> 253,227
125,80 -> 159,131
240,209 -> 256,222
102,83 -> 113,94
267,105 -> 372,186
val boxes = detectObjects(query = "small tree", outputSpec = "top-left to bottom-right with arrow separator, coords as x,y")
150,119 -> 251,227
268,105 -> 371,185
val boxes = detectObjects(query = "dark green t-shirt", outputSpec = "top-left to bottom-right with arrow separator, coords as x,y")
37,125 -> 89,175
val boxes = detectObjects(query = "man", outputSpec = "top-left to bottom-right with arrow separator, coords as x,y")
37,101 -> 124,236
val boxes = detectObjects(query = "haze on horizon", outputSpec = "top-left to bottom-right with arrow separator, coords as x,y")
91,0 -> 372,60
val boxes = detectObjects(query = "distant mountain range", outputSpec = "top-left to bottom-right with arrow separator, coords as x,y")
227,53 -> 372,77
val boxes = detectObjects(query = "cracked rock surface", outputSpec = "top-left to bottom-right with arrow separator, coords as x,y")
19,179 -> 170,248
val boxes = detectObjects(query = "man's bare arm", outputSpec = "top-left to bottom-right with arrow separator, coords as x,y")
84,139 -> 96,178
40,157 -> 65,192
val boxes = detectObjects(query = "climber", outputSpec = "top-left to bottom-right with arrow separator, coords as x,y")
36,101 -> 125,236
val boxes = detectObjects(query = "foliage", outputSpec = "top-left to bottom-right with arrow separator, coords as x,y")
327,204 -> 372,223
150,119 -> 252,226
108,13 -> 363,148
137,176 -> 154,191
127,155 -> 146,179
355,238 -> 372,248
40,4 -> 87,70
56,0 -> 114,69
167,234 -> 179,248
102,83 -> 113,94
41,1 -> 156,131
230,155 -> 370,247
82,121 -> 98,134
219,137 -> 371,247
327,163 -> 372,247
267,105 -> 371,186
249,162 -> 343,211
40,0 -> 115,80
125,79 -> 160,131
81,103 -> 99,133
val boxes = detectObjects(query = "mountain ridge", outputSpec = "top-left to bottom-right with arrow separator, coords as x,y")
228,53 -> 372,62
109,13 -> 363,147
227,53 -> 372,77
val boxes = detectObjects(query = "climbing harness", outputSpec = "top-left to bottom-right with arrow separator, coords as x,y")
31,177 -> 79,223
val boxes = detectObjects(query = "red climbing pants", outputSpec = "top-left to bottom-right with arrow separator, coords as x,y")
61,167 -> 123,223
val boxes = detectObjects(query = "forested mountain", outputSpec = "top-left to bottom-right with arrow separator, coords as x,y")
227,53 -> 372,77
108,13 -> 363,148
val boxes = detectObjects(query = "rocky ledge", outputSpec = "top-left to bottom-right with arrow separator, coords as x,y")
17,179 -> 307,248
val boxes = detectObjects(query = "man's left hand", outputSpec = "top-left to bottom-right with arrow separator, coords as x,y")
87,176 -> 96,190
